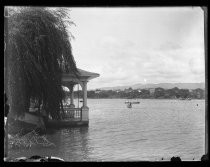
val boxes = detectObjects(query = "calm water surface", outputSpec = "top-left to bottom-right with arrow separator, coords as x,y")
9,99 -> 205,161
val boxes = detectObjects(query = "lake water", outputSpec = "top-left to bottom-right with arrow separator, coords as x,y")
8,99 -> 205,161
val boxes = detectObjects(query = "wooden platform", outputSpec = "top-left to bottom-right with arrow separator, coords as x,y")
46,119 -> 89,128
45,107 -> 89,128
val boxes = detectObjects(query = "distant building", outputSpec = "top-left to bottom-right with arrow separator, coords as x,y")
115,89 -> 121,93
95,89 -> 101,94
148,88 -> 155,95
189,89 -> 193,93
124,87 -> 133,93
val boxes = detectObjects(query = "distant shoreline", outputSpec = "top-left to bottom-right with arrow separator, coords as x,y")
84,98 -> 205,100
69,87 -> 205,100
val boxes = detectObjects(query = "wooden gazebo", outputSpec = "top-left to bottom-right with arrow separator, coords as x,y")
47,68 -> 99,127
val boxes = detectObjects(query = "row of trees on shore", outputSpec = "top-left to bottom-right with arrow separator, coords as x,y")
72,87 -> 205,99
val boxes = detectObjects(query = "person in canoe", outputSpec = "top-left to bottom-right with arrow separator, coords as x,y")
127,102 -> 132,108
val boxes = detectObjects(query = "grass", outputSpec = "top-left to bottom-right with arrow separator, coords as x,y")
8,129 -> 55,149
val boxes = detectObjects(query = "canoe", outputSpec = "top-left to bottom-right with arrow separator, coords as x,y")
125,101 -> 140,104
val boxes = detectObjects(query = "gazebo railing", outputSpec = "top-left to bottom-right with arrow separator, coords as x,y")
62,107 -> 81,120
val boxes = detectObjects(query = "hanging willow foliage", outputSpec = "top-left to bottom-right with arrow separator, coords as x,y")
7,7 -> 78,120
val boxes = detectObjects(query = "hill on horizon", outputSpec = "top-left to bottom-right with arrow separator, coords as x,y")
96,82 -> 205,91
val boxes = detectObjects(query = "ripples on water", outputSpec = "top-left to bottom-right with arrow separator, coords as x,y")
9,99 -> 205,161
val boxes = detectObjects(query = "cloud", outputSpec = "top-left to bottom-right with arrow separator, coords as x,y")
189,57 -> 205,74
158,41 -> 182,51
70,8 -> 205,89
95,38 -> 205,87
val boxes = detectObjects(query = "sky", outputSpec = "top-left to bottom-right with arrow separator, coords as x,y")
67,7 -> 205,90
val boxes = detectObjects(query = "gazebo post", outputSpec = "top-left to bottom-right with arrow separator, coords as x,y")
82,81 -> 88,108
81,81 -> 89,122
62,68 -> 99,124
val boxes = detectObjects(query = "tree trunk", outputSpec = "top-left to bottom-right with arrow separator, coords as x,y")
60,99 -> 65,119
8,62 -> 26,119
7,50 -> 30,134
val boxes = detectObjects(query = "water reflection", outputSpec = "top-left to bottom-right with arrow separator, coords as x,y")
46,127 -> 93,161
9,99 -> 205,161
8,127 -> 92,161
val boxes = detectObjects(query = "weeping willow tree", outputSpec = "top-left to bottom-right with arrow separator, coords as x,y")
7,7 -> 78,120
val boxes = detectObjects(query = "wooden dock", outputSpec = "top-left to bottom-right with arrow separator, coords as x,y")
46,107 -> 89,128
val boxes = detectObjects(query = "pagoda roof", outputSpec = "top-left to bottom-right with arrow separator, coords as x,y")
62,68 -> 100,83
